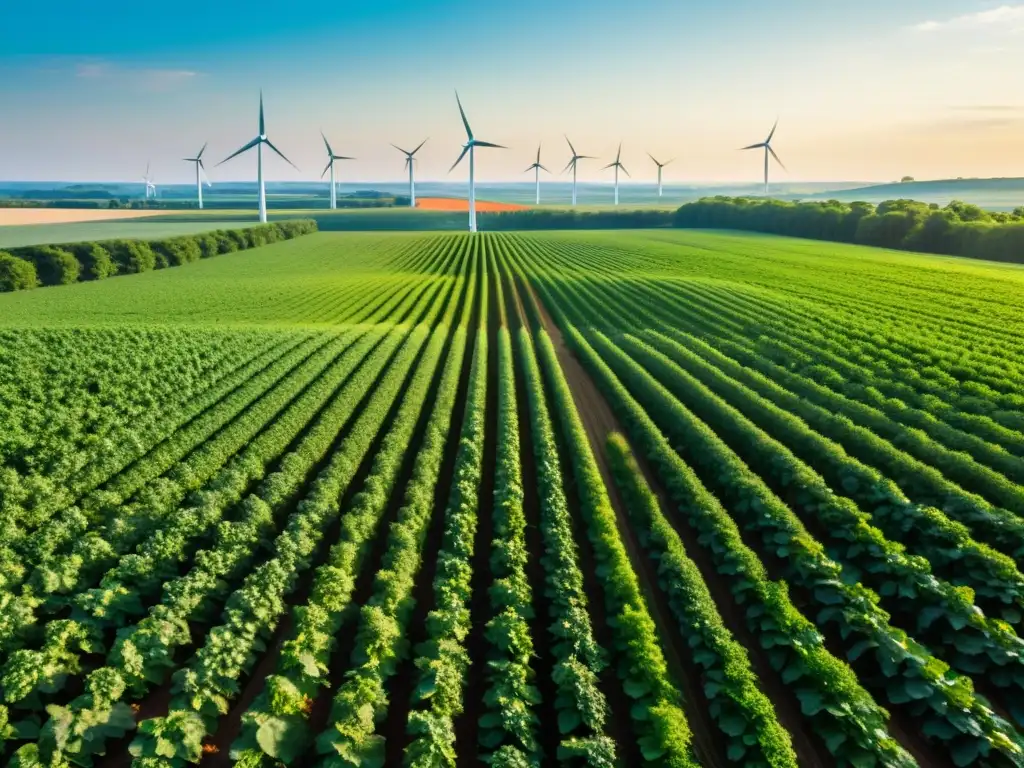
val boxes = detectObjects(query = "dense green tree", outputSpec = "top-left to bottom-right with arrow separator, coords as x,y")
0,252 -> 38,291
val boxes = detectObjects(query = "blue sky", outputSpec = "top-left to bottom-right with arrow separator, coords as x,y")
1,0 -> 1022,184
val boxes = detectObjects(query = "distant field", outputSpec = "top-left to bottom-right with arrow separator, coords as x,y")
0,218 -> 255,248
0,209 -> 163,226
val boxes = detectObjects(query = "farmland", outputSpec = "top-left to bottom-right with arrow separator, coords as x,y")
1,229 -> 1023,768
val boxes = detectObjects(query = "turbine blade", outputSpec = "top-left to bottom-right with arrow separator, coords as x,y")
766,117 -> 779,144
523,166 -> 535,174
768,146 -> 786,171
578,155 -> 596,160
539,164 -> 550,173
565,135 -> 577,155
197,142 -> 207,158
602,162 -> 616,170
455,91 -> 473,139
334,155 -> 356,161
391,143 -> 410,155
740,143 -> 765,150
473,140 -> 504,149
411,137 -> 428,155
259,91 -> 265,136
265,138 -> 299,170
321,131 -> 334,157
536,143 -> 542,164
321,160 -> 332,179
620,164 -> 631,178
616,142 -> 622,163
562,158 -> 576,174
216,136 -> 261,166
647,151 -> 658,165
449,145 -> 470,173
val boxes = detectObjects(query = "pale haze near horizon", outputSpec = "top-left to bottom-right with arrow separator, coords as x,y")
1,0 -> 1022,186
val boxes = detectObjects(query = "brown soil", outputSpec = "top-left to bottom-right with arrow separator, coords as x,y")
416,197 -> 529,212
515,278 -> 730,768
0,209 -> 164,226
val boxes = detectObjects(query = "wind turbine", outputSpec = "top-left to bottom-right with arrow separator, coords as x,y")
524,144 -> 549,206
741,119 -> 785,195
563,137 -> 594,206
216,91 -> 298,223
602,143 -> 630,206
321,132 -> 354,210
392,139 -> 428,208
647,153 -> 673,198
183,143 -> 211,209
141,162 -> 155,199
450,92 -> 504,233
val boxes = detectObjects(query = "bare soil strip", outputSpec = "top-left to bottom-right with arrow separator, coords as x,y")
0,209 -> 164,226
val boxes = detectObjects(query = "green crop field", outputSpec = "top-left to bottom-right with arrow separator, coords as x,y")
0,219 -> 256,249
1,229 -> 1024,768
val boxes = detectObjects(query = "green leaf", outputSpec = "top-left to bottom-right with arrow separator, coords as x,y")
558,708 -> 582,735
622,677 -> 651,699
903,679 -> 933,700
718,712 -> 748,737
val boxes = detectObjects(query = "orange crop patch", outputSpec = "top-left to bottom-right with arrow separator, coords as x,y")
415,197 -> 528,212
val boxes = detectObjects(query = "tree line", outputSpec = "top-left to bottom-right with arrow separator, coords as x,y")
674,196 -> 1024,264
0,219 -> 318,293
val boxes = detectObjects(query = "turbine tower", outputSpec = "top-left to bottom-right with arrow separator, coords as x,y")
392,139 -> 428,208
450,92 -> 504,233
563,137 -> 593,207
523,144 -> 549,206
183,143 -> 211,209
647,153 -> 673,198
320,132 -> 354,210
216,91 -> 298,223
741,119 -> 785,195
602,142 -> 630,206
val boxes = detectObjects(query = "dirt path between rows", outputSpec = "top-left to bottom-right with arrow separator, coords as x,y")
514,277 -> 732,768
520,277 -> 847,768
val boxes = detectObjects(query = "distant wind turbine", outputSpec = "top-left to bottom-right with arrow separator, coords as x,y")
563,136 -> 594,206
216,91 -> 298,223
741,119 -> 785,195
603,143 -> 630,206
183,143 -> 211,209
524,144 -> 549,206
320,132 -> 354,210
141,162 -> 155,199
392,139 -> 428,208
647,153 -> 673,198
449,92 -> 504,233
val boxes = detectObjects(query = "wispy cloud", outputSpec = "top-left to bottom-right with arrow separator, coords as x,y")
913,5 -> 1024,33
949,104 -> 1024,112
72,59 -> 199,91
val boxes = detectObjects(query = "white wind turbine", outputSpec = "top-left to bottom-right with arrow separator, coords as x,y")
183,143 -> 212,209
321,132 -> 354,210
524,144 -> 549,206
216,91 -> 298,223
392,139 -> 428,208
141,162 -> 156,199
647,153 -> 673,197
563,136 -> 594,207
603,142 -> 630,206
450,92 -> 504,233
741,119 -> 785,195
